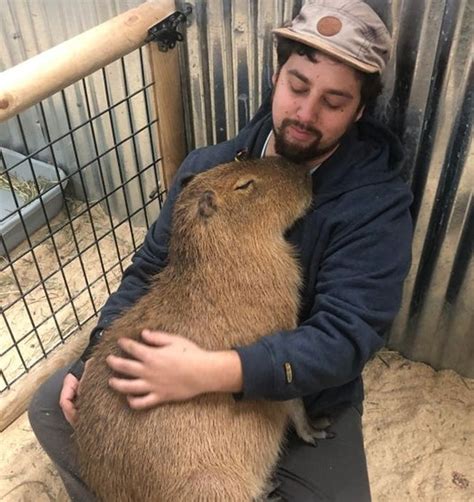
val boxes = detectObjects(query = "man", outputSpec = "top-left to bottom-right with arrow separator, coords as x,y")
29,1 -> 413,500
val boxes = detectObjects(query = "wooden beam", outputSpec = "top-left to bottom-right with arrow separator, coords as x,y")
0,1 -> 175,122
147,39 -> 187,190
0,320 -> 95,432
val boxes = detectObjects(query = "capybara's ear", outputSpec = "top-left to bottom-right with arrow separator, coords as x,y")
180,174 -> 196,190
198,190 -> 218,218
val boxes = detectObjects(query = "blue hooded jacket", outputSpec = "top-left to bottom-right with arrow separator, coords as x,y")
74,100 -> 413,416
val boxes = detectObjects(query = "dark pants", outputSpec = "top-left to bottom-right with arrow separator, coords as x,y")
28,367 -> 371,501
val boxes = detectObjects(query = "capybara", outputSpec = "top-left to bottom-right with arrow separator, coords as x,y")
75,157 -> 316,501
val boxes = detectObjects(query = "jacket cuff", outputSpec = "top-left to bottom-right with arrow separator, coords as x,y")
69,359 -> 85,380
233,341 -> 277,400
80,328 -> 104,362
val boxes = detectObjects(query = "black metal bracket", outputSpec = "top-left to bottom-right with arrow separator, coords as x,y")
146,5 -> 192,52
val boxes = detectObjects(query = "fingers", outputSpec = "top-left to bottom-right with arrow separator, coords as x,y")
140,329 -> 177,346
116,337 -> 157,362
127,393 -> 160,410
60,373 -> 79,401
108,377 -> 151,395
63,405 -> 77,427
115,331 -> 179,362
106,353 -> 144,377
59,373 -> 79,426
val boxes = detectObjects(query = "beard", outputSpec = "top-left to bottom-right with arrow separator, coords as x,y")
273,118 -> 340,164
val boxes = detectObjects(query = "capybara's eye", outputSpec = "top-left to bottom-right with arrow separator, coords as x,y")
234,179 -> 255,191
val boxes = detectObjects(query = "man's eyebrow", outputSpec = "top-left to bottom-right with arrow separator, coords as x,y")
287,69 -> 354,99
288,68 -> 311,84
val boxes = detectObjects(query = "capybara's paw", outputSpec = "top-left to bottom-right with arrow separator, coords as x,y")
294,415 -> 335,444
288,399 -> 335,445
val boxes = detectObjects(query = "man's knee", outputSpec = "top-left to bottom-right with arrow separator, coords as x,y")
273,406 -> 370,502
28,388 -> 43,434
28,366 -> 70,441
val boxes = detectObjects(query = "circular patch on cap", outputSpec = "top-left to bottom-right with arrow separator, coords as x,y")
317,16 -> 342,37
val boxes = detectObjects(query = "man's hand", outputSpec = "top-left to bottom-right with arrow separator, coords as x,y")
106,330 -> 243,410
59,359 -> 93,427
59,373 -> 80,426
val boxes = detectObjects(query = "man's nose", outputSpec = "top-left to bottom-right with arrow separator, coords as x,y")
296,97 -> 319,125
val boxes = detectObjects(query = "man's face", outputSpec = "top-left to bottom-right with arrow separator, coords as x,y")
271,51 -> 364,164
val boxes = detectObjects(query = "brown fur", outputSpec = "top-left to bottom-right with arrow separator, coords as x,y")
75,157 -> 313,501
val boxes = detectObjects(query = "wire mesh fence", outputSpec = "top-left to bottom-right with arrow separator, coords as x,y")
0,46 -> 166,391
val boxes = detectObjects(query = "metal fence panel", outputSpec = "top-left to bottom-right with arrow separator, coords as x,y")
0,0 -> 159,223
0,0 -> 166,390
0,54 -> 165,390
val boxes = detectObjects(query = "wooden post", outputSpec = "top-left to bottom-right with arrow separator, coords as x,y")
147,34 -> 187,190
0,1 -> 175,122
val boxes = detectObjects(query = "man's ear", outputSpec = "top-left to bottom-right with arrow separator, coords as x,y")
272,70 -> 279,86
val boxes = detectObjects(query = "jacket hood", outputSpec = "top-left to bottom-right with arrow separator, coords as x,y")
234,96 -> 405,207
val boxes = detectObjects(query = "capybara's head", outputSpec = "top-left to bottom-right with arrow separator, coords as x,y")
170,158 -> 312,254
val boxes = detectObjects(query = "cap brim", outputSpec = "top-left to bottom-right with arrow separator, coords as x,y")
272,27 -> 380,74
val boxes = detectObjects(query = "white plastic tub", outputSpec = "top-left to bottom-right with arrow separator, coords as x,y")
0,147 -> 68,256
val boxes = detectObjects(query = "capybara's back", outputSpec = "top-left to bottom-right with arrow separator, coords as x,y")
75,158 -> 313,501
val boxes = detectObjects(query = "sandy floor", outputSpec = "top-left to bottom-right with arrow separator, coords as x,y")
363,351 -> 473,501
0,349 -> 472,501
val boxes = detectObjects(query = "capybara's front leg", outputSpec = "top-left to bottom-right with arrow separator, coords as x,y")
286,399 -> 333,444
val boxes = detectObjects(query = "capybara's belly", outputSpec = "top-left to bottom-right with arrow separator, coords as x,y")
75,356 -> 288,502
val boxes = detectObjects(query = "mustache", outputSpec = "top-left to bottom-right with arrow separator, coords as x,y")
280,119 -> 322,141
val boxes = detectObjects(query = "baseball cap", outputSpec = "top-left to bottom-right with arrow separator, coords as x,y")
272,0 -> 391,73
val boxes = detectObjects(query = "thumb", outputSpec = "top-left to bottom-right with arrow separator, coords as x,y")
140,329 -> 176,346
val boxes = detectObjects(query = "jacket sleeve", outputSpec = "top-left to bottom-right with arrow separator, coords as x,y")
234,183 -> 413,401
